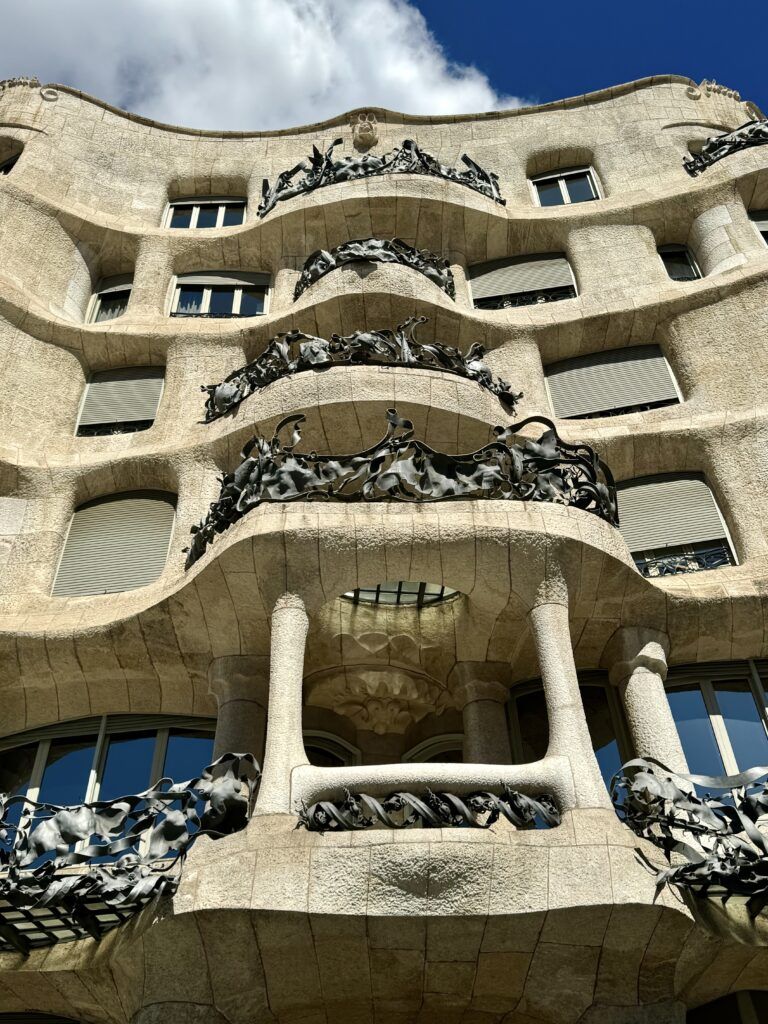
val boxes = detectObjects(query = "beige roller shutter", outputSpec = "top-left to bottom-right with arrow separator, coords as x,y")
77,367 -> 164,427
546,345 -> 679,418
52,491 -> 176,597
617,475 -> 727,553
469,253 -> 573,301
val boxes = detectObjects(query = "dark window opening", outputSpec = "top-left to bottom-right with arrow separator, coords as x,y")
343,581 -> 458,607
658,244 -> 701,282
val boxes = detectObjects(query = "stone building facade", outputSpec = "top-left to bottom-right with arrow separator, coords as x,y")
0,73 -> 767,1023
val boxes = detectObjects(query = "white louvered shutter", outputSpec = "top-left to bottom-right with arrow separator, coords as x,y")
546,346 -> 679,418
52,492 -> 176,596
617,475 -> 728,553
77,367 -> 164,428
469,254 -> 573,302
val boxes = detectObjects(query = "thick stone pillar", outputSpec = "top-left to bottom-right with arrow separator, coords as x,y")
208,655 -> 269,762
254,593 -> 310,815
450,662 -> 512,764
528,600 -> 612,809
604,627 -> 688,774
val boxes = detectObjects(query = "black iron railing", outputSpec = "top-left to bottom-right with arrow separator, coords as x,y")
634,541 -> 733,578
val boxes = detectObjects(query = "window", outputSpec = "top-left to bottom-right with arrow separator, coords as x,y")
469,253 -> 576,309
165,197 -> 246,229
658,244 -> 701,281
530,167 -> 599,207
617,474 -> 736,578
342,581 -> 458,607
52,491 -> 176,596
688,990 -> 768,1023
545,345 -> 681,419
508,679 -> 630,788
0,154 -> 19,176
749,209 -> 768,245
402,735 -> 464,763
667,663 -> 768,776
76,366 -> 164,436
303,732 -> 361,767
171,272 -> 268,318
88,276 -> 132,324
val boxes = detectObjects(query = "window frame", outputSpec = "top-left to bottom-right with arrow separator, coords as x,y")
666,661 -> 768,776
86,275 -> 133,325
170,272 -> 269,318
0,154 -> 19,176
402,734 -> 465,763
163,196 -> 247,230
529,165 -> 602,207
657,243 -> 702,282
303,730 -> 361,766
748,209 -> 768,247
342,581 -> 459,607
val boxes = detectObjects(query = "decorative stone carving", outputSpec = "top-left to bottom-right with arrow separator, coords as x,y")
294,237 -> 456,300
612,757 -> 768,918
0,77 -> 40,93
259,136 -> 505,217
350,111 -> 378,149
0,753 -> 259,954
305,666 -> 453,734
298,787 -> 561,833
184,407 -> 618,568
684,118 -> 768,176
201,315 -> 523,420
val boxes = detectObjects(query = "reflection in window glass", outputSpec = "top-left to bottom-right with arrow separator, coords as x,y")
164,731 -> 215,782
239,288 -> 265,316
95,290 -> 130,323
535,179 -> 564,207
565,173 -> 595,203
99,732 -> 155,800
195,206 -> 218,229
222,204 -> 246,227
582,686 -> 622,786
208,286 -> 236,316
169,205 -> 193,228
38,737 -> 96,805
667,687 -> 724,775
715,682 -> 768,771
0,742 -> 37,827
659,246 -> 700,282
177,286 -> 204,315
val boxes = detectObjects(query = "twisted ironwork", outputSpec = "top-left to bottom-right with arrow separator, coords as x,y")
259,137 -> 505,218
684,119 -> 768,176
0,753 -> 259,954
634,541 -> 733,578
184,407 -> 618,568
201,316 -> 523,421
297,787 -> 560,833
612,757 -> 768,917
294,237 -> 455,301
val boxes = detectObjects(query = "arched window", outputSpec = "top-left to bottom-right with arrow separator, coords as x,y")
76,366 -> 164,436
303,732 -> 361,767
52,491 -> 176,596
402,735 -> 464,763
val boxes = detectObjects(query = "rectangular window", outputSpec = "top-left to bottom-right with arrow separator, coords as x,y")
76,366 -> 164,437
89,275 -> 133,324
531,167 -> 599,207
166,198 -> 247,229
169,204 -> 194,229
469,253 -> 576,310
658,244 -> 701,281
171,273 -> 269,317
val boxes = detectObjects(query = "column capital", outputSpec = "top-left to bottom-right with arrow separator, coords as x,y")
448,662 -> 509,708
602,627 -> 670,688
208,655 -> 270,706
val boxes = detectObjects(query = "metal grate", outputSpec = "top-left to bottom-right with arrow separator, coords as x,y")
634,540 -> 734,578
343,581 -> 458,607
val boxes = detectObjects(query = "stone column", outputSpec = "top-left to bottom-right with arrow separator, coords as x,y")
450,662 -> 512,764
130,235 -> 175,319
604,627 -> 688,774
254,593 -> 310,815
528,599 -> 612,809
208,655 -> 269,762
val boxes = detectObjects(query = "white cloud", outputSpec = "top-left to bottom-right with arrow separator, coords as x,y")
0,0 -> 524,130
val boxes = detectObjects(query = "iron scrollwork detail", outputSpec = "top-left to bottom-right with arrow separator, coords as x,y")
201,315 -> 523,421
612,757 -> 768,917
297,787 -> 560,833
294,237 -> 455,301
259,137 -> 505,218
0,753 -> 260,953
684,119 -> 768,176
184,407 -> 618,568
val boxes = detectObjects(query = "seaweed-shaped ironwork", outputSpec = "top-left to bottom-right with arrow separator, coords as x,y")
684,119 -> 768,176
259,137 -> 505,217
297,787 -> 560,833
612,757 -> 768,918
0,753 -> 259,954
201,316 -> 523,421
184,407 -> 618,568
294,237 -> 455,300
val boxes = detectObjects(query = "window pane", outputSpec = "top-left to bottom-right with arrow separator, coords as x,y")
422,748 -> 462,763
0,742 -> 38,827
95,290 -> 130,322
514,689 -> 549,763
565,173 -> 596,203
535,179 -> 564,207
714,682 -> 768,771
37,737 -> 96,805
222,204 -> 245,227
163,730 -> 215,783
99,731 -> 156,799
238,287 -> 265,316
582,686 -> 622,786
660,249 -> 699,281
176,286 -> 204,315
667,686 -> 725,776
169,205 -> 193,228
208,286 -> 236,316
195,205 -> 218,229
305,744 -> 346,767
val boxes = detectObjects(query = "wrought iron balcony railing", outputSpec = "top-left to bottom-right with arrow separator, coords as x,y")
184,407 -> 618,567
473,285 -> 577,310
633,540 -> 734,578
201,315 -> 523,421
684,118 -> 768,176
0,753 -> 259,954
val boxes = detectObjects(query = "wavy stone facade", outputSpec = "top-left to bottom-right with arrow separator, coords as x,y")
1,74 -> 768,1024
